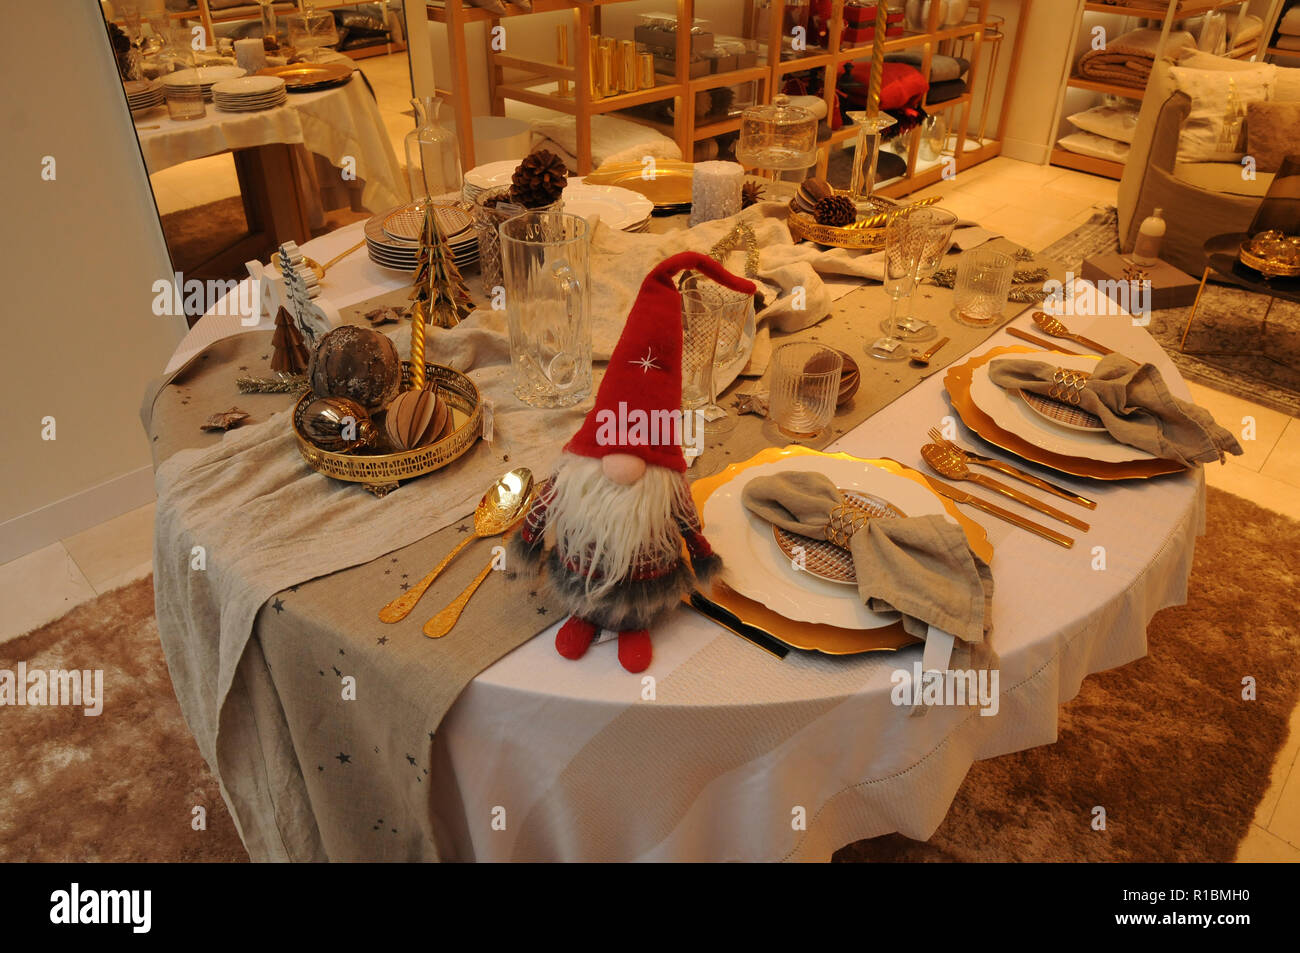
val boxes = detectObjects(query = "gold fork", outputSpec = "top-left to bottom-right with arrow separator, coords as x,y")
926,427 -> 1097,510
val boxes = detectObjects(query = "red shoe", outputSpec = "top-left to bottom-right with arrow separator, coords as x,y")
617,629 -> 652,673
555,616 -> 598,660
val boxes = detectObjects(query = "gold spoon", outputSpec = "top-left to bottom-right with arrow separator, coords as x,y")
920,443 -> 1091,531
378,467 -> 534,623
908,336 -> 950,368
1030,312 -> 1114,356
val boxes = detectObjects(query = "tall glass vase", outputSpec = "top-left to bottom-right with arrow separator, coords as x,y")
404,97 -> 462,208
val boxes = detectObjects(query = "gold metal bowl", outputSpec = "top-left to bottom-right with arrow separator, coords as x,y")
292,362 -> 482,496
1238,231 -> 1300,278
785,192 -> 939,250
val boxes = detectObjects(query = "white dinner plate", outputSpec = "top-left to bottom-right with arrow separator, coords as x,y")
970,353 -> 1156,463
163,65 -> 246,87
211,75 -> 285,96
560,183 -> 654,232
463,159 -> 520,195
701,457 -> 956,629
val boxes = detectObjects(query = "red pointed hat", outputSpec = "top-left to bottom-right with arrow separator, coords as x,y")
564,251 -> 756,472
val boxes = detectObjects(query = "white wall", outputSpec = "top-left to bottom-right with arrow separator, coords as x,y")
0,4 -> 183,563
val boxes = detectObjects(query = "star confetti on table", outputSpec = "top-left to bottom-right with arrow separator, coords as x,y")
630,348 -> 660,373
376,636 -> 389,646
406,754 -> 417,766
537,606 -> 547,615
384,569 -> 391,575
457,524 -> 470,533
400,582 -> 410,591
271,598 -> 285,613
332,665 -> 341,677
336,752 -> 351,765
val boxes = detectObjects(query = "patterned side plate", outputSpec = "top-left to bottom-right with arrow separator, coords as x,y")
772,490 -> 905,585
383,205 -> 474,243
1018,389 -> 1106,432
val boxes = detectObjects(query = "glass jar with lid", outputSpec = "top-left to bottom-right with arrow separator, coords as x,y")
735,95 -> 818,173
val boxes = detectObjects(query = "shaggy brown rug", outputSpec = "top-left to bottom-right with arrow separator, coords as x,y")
2,486 -> 1297,862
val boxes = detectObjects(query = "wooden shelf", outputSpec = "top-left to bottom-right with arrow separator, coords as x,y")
1082,0 -> 1250,16
1050,147 -> 1125,179
1066,74 -> 1146,97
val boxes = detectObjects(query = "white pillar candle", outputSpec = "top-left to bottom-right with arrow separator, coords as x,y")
234,37 -> 268,74
690,160 -> 744,226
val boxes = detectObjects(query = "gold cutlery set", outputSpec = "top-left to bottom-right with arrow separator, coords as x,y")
378,466 -> 535,638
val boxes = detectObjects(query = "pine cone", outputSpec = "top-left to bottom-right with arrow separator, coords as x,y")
741,181 -> 765,209
814,194 -> 855,227
510,149 -> 568,209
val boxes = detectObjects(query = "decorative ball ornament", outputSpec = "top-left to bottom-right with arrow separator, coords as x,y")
794,177 -> 834,214
814,194 -> 856,227
834,350 -> 861,406
301,396 -> 376,453
307,325 -> 401,413
383,387 -> 451,451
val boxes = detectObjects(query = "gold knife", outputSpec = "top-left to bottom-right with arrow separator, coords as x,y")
953,470 -> 1090,531
922,475 -> 1075,549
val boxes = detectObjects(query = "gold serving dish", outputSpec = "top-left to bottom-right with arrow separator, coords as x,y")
292,361 -> 482,496
1238,230 -> 1300,278
583,159 -> 693,207
256,62 -> 354,92
786,191 -> 940,250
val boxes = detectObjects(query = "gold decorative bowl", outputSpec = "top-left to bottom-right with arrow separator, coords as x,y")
785,191 -> 938,250
292,361 -> 482,496
1238,231 -> 1300,278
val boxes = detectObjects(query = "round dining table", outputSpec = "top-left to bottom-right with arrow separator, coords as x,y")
150,219 -> 1205,862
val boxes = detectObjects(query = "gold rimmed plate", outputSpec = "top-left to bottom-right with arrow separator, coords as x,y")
945,346 -> 1185,480
1018,389 -> 1106,432
583,159 -> 693,207
256,62 -> 354,91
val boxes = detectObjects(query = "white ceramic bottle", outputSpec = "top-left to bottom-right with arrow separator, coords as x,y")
1134,208 -> 1166,265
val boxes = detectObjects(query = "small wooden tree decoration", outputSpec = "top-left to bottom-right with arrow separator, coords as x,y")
270,306 -> 311,376
409,204 -> 474,332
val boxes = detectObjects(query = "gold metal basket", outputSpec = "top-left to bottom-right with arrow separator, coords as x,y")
1238,236 -> 1300,278
785,192 -> 939,250
292,362 -> 482,496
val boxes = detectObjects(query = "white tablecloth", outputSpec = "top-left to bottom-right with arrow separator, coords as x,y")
137,73 -> 404,214
171,230 -> 1205,862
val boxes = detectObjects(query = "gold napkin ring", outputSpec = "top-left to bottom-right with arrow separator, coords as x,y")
825,501 -> 872,549
1048,367 -> 1088,406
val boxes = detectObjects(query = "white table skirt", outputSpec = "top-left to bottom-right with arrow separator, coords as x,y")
137,74 -> 404,214
174,232 -> 1205,862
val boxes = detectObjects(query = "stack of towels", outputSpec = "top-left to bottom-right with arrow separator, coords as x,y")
1275,4 -> 1300,53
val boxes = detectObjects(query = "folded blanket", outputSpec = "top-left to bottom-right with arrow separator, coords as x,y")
741,471 -> 993,643
988,354 -> 1243,467
1280,7 -> 1300,37
1077,28 -> 1195,88
1230,14 -> 1263,49
531,115 -> 681,171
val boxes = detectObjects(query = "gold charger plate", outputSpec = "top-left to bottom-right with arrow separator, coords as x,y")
583,160 -> 693,207
945,346 -> 1186,480
688,445 -> 993,655
256,62 -> 354,90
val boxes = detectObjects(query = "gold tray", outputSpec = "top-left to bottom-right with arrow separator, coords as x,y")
944,346 -> 1186,480
256,62 -> 354,90
583,159 -> 693,207
292,362 -> 482,496
1238,242 -> 1300,278
786,192 -> 940,250
688,445 -> 993,655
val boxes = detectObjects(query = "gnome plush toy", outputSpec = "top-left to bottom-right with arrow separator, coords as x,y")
511,252 -> 757,673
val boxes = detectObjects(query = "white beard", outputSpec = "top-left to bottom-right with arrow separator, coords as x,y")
544,452 -> 687,601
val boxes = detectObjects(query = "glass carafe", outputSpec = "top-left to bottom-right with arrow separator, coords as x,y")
404,97 -> 462,206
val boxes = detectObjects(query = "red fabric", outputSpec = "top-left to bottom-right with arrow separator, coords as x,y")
617,630 -> 653,673
840,60 -> 928,111
563,251 -> 755,472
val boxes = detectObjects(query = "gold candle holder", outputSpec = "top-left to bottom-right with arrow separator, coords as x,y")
556,25 -> 570,97
589,35 -> 602,98
599,37 -> 618,97
638,52 -> 655,90
620,40 -> 637,93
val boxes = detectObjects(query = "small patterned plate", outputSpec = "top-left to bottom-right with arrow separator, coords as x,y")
383,205 -> 474,243
772,489 -> 905,586
1018,389 -> 1106,432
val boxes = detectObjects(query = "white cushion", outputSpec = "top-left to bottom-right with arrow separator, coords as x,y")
1169,63 -> 1274,161
1067,103 -> 1141,144
1056,131 -> 1130,162
530,115 -> 682,168
1172,161 -> 1275,197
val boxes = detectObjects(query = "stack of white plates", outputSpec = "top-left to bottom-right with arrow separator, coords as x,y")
162,65 -> 246,101
212,76 -> 288,112
124,79 -> 164,116
561,182 -> 654,233
461,160 -> 520,204
365,203 -> 479,273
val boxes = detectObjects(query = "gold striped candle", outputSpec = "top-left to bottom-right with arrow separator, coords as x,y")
409,304 -> 426,391
867,1 -> 889,117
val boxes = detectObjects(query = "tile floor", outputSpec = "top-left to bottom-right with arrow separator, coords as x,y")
15,55 -> 1296,860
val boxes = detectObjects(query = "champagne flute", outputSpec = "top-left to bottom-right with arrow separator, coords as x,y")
877,207 -> 958,344
868,211 -> 923,361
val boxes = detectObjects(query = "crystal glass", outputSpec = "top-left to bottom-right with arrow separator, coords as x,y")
286,6 -> 338,62
736,96 -> 818,173
681,287 -> 724,412
164,82 -> 206,121
769,342 -> 842,439
873,206 -> 958,349
500,212 -> 592,408
405,97 -> 462,206
952,248 -> 1014,327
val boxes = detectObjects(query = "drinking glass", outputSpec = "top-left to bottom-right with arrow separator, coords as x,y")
868,212 -> 923,361
680,287 -> 724,413
952,248 -> 1014,327
164,82 -> 206,120
769,342 -> 843,439
500,212 -> 592,408
874,206 -> 958,350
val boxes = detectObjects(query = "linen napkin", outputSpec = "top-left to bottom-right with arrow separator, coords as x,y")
988,354 -> 1243,467
742,472 -> 993,644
